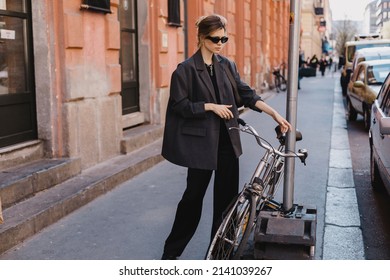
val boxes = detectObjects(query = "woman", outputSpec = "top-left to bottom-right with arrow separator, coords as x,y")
161,14 -> 291,260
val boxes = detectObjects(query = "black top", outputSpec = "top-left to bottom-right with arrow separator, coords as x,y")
205,63 -> 232,150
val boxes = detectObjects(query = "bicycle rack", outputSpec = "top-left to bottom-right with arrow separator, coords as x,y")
253,204 -> 317,260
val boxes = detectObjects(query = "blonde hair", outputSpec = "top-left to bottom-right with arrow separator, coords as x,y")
196,14 -> 227,48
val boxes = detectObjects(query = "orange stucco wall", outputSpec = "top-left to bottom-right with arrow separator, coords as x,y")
30,0 -> 291,170
153,0 -> 290,93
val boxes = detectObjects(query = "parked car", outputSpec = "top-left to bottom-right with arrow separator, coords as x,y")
351,46 -> 390,74
346,59 -> 390,130
340,39 -> 390,96
369,72 -> 390,194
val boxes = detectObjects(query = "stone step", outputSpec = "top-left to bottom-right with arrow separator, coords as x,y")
120,124 -> 164,154
0,158 -> 82,209
0,139 -> 163,255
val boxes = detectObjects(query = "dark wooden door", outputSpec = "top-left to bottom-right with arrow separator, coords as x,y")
119,0 -> 139,115
0,0 -> 37,148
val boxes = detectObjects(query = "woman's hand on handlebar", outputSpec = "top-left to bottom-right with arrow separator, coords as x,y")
274,114 -> 291,133
254,100 -> 291,133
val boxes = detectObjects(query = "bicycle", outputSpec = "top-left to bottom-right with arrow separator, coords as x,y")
273,64 -> 287,93
205,118 -> 308,260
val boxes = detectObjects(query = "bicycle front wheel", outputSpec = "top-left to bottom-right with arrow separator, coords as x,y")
205,191 -> 256,260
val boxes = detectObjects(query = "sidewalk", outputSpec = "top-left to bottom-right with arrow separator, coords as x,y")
0,72 -> 365,260
322,77 -> 365,259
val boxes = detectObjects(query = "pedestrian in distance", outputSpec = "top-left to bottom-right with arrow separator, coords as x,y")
328,56 -> 333,71
160,14 -> 291,260
309,54 -> 319,69
319,57 -> 328,77
298,50 -> 305,90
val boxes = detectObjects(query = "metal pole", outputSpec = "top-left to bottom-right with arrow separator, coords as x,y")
283,0 -> 301,212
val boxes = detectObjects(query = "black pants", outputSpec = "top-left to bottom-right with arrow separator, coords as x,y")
162,146 -> 239,257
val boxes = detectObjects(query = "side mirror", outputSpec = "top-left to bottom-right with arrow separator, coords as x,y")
353,80 -> 365,88
379,117 -> 390,135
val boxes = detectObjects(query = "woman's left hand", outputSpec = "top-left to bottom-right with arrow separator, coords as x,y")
274,115 -> 291,133
254,100 -> 291,133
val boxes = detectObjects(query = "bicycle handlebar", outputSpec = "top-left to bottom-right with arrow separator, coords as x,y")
233,118 -> 308,165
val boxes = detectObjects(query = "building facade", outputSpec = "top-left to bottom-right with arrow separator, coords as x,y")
364,0 -> 378,34
376,0 -> 390,29
0,0 -> 290,173
300,0 -> 332,60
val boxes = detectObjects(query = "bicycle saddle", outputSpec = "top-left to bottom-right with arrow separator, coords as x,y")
275,125 -> 302,144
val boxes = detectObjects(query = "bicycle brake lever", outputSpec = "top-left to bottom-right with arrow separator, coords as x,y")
298,149 -> 308,166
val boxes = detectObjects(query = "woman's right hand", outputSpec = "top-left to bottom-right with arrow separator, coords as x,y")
205,103 -> 234,120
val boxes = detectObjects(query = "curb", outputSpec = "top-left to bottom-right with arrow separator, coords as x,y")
322,80 -> 365,259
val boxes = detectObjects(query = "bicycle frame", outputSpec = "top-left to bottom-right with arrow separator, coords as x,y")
205,118 -> 307,260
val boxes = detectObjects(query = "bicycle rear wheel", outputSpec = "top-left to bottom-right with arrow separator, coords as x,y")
274,76 -> 280,92
205,190 -> 256,260
279,76 -> 287,91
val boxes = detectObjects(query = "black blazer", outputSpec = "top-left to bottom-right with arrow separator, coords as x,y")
161,49 -> 262,170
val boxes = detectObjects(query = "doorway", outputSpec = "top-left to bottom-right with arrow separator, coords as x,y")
118,0 -> 140,116
0,0 -> 36,148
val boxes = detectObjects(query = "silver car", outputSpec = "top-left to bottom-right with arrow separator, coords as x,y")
369,72 -> 390,194
347,59 -> 390,130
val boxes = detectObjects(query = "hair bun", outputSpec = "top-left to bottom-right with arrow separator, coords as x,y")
195,15 -> 207,27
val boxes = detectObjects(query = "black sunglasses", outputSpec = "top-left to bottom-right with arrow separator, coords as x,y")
206,36 -> 229,44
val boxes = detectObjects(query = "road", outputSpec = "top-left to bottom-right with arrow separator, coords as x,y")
0,71 -> 388,260
347,113 -> 390,259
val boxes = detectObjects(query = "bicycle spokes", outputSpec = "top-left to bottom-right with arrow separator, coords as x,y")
206,192 -> 254,260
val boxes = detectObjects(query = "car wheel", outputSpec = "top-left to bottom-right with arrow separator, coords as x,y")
370,148 -> 384,191
347,98 -> 357,121
363,107 -> 371,131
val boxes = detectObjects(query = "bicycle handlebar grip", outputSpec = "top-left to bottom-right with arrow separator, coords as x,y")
237,118 -> 246,126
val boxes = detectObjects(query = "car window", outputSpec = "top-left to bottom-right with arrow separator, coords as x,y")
380,79 -> 390,117
357,67 -> 365,82
350,66 -> 359,82
368,65 -> 390,85
377,74 -> 390,104
382,90 -> 390,116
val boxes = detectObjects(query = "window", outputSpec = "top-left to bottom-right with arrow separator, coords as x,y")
357,67 -> 365,82
382,87 -> 390,116
168,0 -> 181,27
81,0 -> 111,14
0,1 -> 31,94
379,74 -> 390,111
377,80 -> 388,105
383,96 -> 389,116
0,0 -> 37,147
